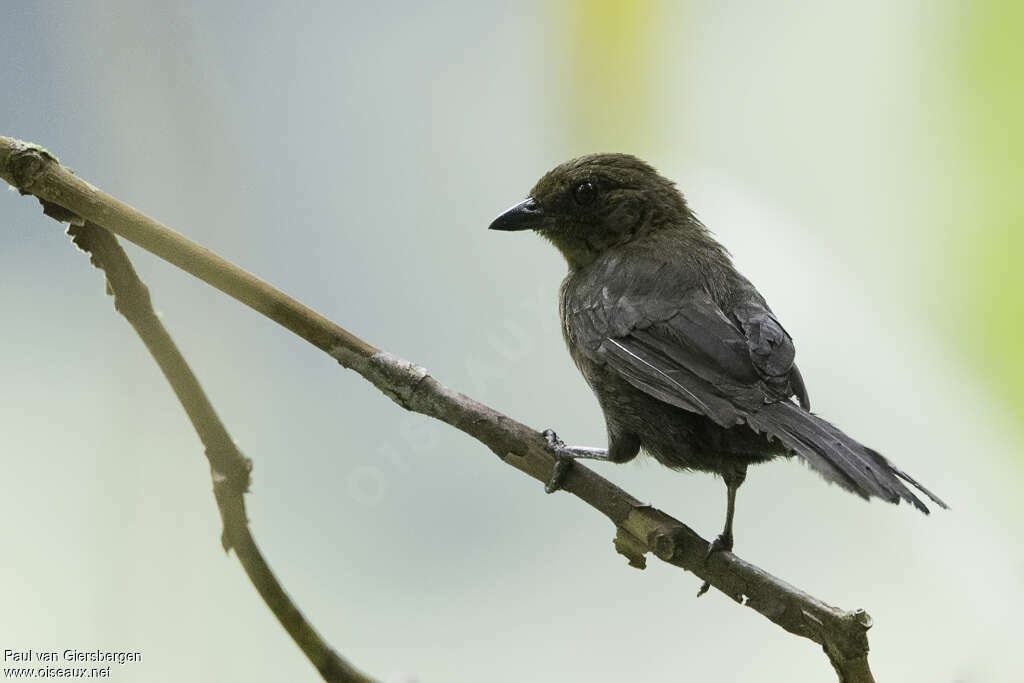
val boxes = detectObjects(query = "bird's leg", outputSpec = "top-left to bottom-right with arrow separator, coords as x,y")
697,464 -> 747,597
543,429 -> 611,493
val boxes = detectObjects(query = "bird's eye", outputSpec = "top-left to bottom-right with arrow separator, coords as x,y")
573,181 -> 598,206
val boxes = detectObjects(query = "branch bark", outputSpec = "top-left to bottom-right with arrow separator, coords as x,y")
62,218 -> 376,683
0,136 -> 875,682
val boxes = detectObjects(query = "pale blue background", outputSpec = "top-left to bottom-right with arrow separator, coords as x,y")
1,2 -> 1018,681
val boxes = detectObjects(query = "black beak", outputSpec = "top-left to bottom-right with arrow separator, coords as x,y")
488,198 -> 550,232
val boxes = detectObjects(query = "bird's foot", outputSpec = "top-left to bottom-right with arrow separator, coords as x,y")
543,428 -> 566,451
543,429 -> 571,493
541,429 -> 612,493
696,532 -> 733,597
543,429 -> 573,493
705,531 -> 734,558
545,455 -> 574,494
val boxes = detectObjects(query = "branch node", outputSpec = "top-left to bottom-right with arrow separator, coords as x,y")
613,527 -> 648,569
367,351 -> 430,410
8,141 -> 57,193
207,444 -> 254,495
850,608 -> 873,630
648,527 -> 677,561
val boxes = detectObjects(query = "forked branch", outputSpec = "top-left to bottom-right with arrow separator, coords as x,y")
62,217 -> 376,682
0,136 -> 874,682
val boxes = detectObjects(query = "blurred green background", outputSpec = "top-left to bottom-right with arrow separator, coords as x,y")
2,2 -> 1021,681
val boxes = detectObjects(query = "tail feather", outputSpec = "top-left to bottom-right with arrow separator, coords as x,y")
746,401 -> 948,513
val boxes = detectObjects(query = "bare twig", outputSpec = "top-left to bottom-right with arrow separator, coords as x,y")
0,136 -> 875,682
59,217 -> 376,683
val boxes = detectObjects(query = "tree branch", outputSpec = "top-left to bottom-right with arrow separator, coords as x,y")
54,214 -> 374,682
0,136 -> 874,682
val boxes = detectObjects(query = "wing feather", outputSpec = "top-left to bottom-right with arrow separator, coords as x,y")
562,257 -> 945,512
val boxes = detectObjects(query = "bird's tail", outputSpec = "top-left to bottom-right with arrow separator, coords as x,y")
746,401 -> 948,513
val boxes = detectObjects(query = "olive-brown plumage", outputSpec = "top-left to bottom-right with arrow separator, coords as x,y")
489,154 -> 946,556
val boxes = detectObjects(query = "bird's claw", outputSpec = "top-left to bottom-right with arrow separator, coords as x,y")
545,455 -> 574,493
543,429 -> 572,493
704,532 -> 734,559
696,532 -> 733,597
543,428 -> 566,451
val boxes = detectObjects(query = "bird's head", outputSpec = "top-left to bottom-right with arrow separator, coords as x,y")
488,153 -> 693,269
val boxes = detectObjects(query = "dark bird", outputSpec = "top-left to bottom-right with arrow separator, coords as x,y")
488,154 -> 946,579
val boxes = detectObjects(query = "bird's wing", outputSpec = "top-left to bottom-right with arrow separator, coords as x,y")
565,274 -> 800,428
563,261 -> 947,512
731,283 -> 811,410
